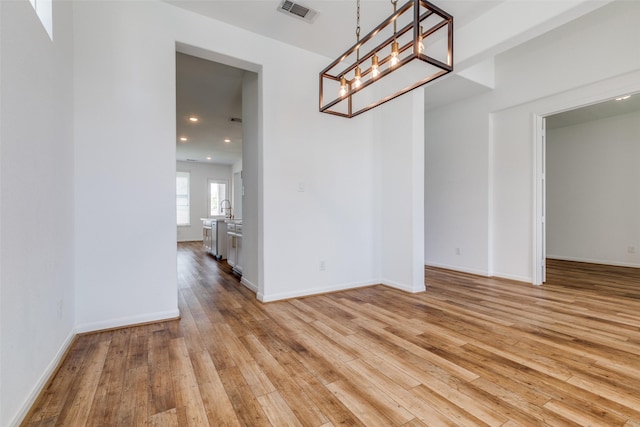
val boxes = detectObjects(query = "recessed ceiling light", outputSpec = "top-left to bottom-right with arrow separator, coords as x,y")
179,137 -> 188,142
206,156 -> 212,160
224,138 -> 231,143
615,95 -> 631,101
188,116 -> 199,122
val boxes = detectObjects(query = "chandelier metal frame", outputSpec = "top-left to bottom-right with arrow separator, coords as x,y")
319,0 -> 453,118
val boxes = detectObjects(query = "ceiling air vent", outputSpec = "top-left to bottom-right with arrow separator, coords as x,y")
277,0 -> 318,23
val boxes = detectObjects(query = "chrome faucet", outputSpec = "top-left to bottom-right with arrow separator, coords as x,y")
220,199 -> 233,219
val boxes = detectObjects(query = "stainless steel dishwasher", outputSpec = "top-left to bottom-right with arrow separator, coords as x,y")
202,219 -> 212,253
202,219 -> 227,259
211,219 -> 228,260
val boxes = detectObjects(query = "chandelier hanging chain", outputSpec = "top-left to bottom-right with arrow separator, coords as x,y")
392,0 -> 397,34
356,0 -> 361,61
356,0 -> 360,40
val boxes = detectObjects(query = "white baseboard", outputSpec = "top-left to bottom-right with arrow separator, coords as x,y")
425,261 -> 490,277
258,280 -> 378,303
425,262 -> 532,284
241,277 -> 258,293
547,255 -> 640,269
10,329 -> 76,427
381,278 -> 425,293
490,272 -> 532,284
75,309 -> 180,334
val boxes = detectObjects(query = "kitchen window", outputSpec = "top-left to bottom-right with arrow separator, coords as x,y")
176,171 -> 190,226
209,180 -> 228,216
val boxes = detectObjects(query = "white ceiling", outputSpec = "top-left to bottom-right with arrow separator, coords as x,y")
176,52 -> 244,165
172,0 -> 624,163
167,0 -> 504,59
546,93 -> 640,129
173,0 -> 506,164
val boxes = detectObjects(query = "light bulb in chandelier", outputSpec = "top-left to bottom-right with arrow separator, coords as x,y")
371,54 -> 379,78
354,66 -> 362,88
339,76 -> 348,97
390,41 -> 399,67
417,26 -> 425,54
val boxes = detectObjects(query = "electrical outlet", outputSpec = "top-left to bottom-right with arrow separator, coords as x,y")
56,298 -> 63,319
455,247 -> 462,255
319,261 -> 326,271
628,245 -> 636,254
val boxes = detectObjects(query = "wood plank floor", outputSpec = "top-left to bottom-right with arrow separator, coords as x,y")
23,243 -> 640,426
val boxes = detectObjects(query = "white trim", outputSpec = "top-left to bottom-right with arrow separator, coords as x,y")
425,262 -> 490,278
241,277 -> 258,293
532,114 -> 545,285
75,309 -> 180,334
426,262 -> 532,283
547,255 -> 640,269
381,278 -> 426,293
491,272 -> 532,284
531,71 -> 640,288
258,280 -> 378,303
10,329 -> 76,427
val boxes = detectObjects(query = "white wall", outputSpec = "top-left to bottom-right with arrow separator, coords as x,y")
240,72 -> 260,293
72,1 -> 380,311
5,0 -> 624,422
7,0 -> 610,422
259,74 -> 378,301
232,159 -> 243,174
232,158 -> 243,220
377,92 -> 426,292
425,0 -> 640,282
425,95 -> 490,276
176,161 -> 232,242
546,111 -> 640,267
0,1 -> 76,425
73,1 -> 179,332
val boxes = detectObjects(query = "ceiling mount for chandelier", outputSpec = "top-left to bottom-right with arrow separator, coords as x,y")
319,0 -> 453,118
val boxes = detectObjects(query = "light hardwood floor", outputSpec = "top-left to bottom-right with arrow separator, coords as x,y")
23,243 -> 640,426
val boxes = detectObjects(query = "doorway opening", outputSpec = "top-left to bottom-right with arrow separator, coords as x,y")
174,44 -> 262,296
175,52 -> 243,240
534,92 -> 640,285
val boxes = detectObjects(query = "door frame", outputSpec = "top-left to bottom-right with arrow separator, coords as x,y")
532,114 -> 546,285
175,42 -> 264,296
532,86 -> 640,285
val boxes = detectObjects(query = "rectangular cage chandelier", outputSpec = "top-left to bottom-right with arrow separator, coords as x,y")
319,0 -> 453,118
